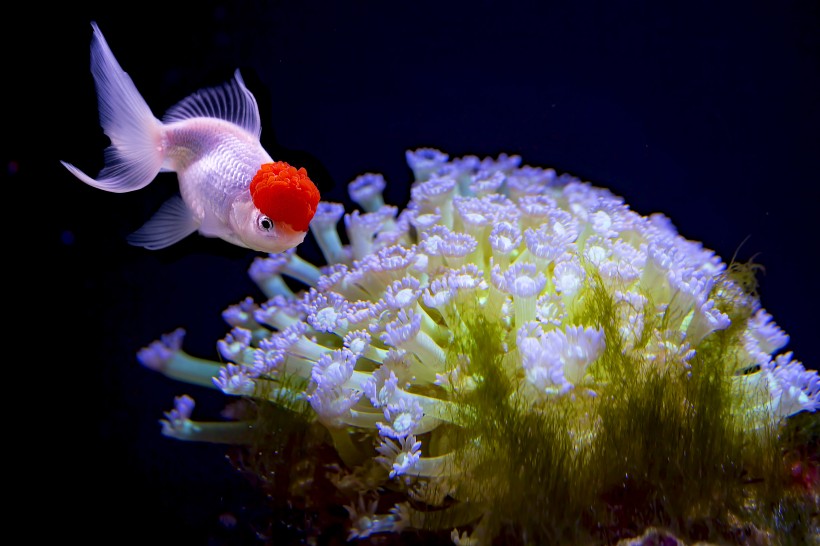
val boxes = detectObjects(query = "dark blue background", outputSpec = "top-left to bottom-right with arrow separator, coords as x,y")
10,1 -> 818,544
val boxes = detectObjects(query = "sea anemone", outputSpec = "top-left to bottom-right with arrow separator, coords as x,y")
139,148 -> 819,545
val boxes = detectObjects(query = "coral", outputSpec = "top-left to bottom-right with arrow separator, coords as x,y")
139,149 -> 819,545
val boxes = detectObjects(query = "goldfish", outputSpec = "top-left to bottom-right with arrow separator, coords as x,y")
61,22 -> 320,253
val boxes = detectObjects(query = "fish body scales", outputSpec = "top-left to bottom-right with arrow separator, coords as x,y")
163,119 -> 271,226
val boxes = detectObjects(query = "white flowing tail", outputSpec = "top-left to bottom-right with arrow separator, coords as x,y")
61,22 -> 164,193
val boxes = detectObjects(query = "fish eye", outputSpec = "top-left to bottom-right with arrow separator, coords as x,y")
258,215 -> 273,231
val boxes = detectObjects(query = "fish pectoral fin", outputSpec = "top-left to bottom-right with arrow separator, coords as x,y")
126,195 -> 199,250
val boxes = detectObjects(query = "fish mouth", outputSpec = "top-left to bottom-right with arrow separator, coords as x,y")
270,227 -> 307,253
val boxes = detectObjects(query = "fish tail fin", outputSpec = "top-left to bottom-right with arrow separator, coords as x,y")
61,22 -> 164,193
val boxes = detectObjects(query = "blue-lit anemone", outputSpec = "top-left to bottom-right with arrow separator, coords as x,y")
140,149 -> 819,545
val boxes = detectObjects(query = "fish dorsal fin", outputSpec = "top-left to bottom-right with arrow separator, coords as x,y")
126,195 -> 200,249
162,70 -> 262,138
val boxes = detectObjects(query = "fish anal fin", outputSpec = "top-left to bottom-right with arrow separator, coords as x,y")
126,195 -> 199,250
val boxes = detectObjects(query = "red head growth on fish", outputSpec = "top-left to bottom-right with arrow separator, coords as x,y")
250,162 -> 320,232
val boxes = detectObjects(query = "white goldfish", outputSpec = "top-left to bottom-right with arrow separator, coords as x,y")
62,22 -> 320,253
